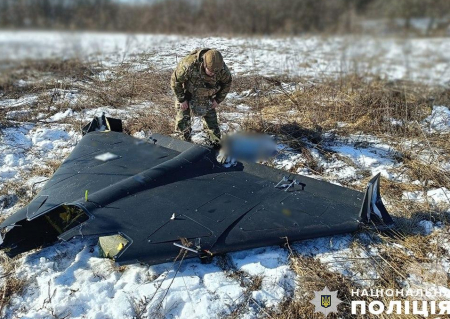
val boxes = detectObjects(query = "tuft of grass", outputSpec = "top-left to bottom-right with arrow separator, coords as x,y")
124,108 -> 175,136
0,256 -> 27,315
0,58 -> 100,99
29,160 -> 62,178
84,67 -> 172,108
0,181 -> 33,210
129,295 -> 150,319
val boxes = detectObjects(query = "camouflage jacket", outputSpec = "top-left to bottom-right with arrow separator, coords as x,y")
170,48 -> 232,107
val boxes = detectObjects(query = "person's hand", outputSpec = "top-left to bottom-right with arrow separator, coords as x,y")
211,99 -> 219,109
180,100 -> 189,110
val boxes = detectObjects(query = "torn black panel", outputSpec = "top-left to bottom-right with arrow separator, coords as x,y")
1,205 -> 88,256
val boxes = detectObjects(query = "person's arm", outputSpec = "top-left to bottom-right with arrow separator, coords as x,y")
214,64 -> 232,104
170,63 -> 189,103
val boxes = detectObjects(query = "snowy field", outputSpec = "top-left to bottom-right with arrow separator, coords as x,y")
1,31 -> 450,84
0,31 -> 450,318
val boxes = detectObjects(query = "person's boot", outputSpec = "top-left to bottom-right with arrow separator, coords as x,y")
205,138 -> 221,150
206,131 -> 221,150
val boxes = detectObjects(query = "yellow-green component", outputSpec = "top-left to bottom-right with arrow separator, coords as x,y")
44,205 -> 88,235
85,190 -> 89,202
98,234 -> 129,259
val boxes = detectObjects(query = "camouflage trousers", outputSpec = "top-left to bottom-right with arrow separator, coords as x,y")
174,101 -> 221,144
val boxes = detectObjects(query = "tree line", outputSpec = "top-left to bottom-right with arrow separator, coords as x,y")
0,0 -> 449,35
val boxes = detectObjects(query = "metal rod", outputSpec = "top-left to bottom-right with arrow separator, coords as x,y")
274,176 -> 288,188
173,242 -> 199,254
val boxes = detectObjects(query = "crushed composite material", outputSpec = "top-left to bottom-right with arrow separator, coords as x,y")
0,119 -> 393,265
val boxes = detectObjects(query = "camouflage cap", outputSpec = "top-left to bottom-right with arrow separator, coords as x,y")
203,49 -> 223,73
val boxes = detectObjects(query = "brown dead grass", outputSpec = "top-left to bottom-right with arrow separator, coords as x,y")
84,67 -> 172,108
0,256 -> 27,315
0,58 -> 102,128
242,76 -> 448,138
124,107 -> 175,136
0,109 -> 12,131
29,160 -> 62,178
0,58 -> 175,131
0,58 -> 100,99
0,181 -> 32,211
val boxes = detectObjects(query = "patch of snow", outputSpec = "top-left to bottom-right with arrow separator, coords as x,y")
422,106 -> 450,133
222,112 -> 244,121
3,154 -> 19,167
229,246 -> 295,307
0,125 -> 34,150
191,116 -> 203,132
0,124 -> 79,183
235,104 -> 251,111
30,128 -> 71,150
0,95 -> 38,109
403,188 -> 450,206
390,118 -> 403,126
293,235 -> 380,286
132,131 -> 147,139
323,160 -> 357,181
225,92 -> 242,102
26,176 -> 49,189
274,153 -> 303,172
47,108 -> 74,122
0,167 -> 18,179
328,136 -> 401,180
7,237 -> 282,319
331,144 -> 392,174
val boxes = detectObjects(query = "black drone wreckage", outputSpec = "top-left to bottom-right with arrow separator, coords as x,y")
0,116 -> 393,265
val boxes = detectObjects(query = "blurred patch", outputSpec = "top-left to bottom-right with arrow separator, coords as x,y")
221,132 -> 277,163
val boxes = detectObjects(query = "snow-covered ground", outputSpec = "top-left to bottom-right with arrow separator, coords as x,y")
1,31 -> 450,85
1,31 -> 450,318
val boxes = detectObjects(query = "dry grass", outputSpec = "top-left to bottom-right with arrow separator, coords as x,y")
84,67 -> 172,108
0,159 -> 61,224
0,58 -> 102,130
242,76 -> 449,138
0,256 -> 27,315
0,58 -> 100,99
0,58 -> 176,134
29,160 -> 62,178
124,107 -> 175,136
0,181 -> 33,213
